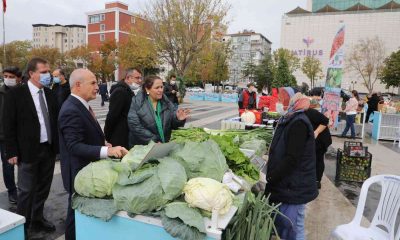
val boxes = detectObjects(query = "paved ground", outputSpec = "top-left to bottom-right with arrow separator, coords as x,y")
0,95 -> 399,240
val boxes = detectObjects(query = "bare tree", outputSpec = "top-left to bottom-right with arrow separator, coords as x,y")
346,37 -> 386,94
146,0 -> 230,76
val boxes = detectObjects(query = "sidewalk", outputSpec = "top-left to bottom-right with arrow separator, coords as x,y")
305,136 -> 400,239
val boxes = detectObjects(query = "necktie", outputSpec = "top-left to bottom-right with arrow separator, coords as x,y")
38,89 -> 52,144
89,106 -> 96,120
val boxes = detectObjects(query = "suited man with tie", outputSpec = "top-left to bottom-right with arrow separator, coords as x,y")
58,68 -> 128,240
4,57 -> 59,235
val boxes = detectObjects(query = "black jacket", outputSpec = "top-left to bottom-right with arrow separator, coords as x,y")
99,83 -> 108,95
104,81 -> 134,149
367,94 -> 380,112
127,92 -> 185,147
265,112 -> 318,204
52,82 -> 71,109
4,84 -> 59,161
164,83 -> 179,104
305,108 -> 332,151
0,85 -> 11,141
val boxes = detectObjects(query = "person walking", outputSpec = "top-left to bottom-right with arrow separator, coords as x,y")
127,75 -> 189,147
265,89 -> 318,240
99,81 -> 108,107
52,68 -> 71,109
59,69 -> 128,240
305,107 -> 332,189
0,66 -> 22,204
4,58 -> 59,236
104,68 -> 142,149
365,93 -> 380,123
341,90 -> 359,139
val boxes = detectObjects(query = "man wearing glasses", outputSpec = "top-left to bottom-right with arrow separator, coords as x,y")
104,68 -> 142,149
4,57 -> 59,237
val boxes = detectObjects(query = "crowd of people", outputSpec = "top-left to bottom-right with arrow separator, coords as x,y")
0,57 -> 190,240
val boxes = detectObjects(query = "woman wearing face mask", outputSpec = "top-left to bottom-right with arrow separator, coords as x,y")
164,74 -> 179,109
265,88 -> 318,240
127,75 -> 190,147
0,67 -> 21,204
341,90 -> 359,139
238,82 -> 257,110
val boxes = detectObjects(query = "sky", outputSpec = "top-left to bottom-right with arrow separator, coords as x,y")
3,0 -> 308,49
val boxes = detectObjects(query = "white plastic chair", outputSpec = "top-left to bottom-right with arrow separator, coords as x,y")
331,175 -> 400,240
394,124 -> 400,147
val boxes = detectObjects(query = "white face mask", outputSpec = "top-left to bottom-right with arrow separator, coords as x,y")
170,81 -> 176,85
130,82 -> 140,90
4,78 -> 17,87
276,103 -> 287,115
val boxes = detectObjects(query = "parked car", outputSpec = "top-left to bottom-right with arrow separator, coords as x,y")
186,87 -> 205,92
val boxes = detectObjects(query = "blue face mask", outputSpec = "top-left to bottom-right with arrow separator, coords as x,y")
53,77 -> 61,84
39,73 -> 52,88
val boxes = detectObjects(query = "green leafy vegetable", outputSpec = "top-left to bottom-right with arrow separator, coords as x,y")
164,202 -> 206,233
114,163 -> 156,186
72,194 -> 117,221
157,157 -> 187,200
171,128 -> 209,143
161,212 -> 206,240
121,141 -> 155,169
74,160 -> 119,198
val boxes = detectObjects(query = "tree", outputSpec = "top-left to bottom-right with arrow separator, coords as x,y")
301,56 -> 323,89
272,57 -> 296,88
253,54 -> 274,92
119,28 -> 159,75
242,61 -> 257,83
146,0 -> 230,77
380,49 -> 400,89
87,40 -> 118,82
65,45 -> 94,68
0,40 -> 32,70
346,37 -> 386,94
273,48 -> 300,74
29,46 -> 62,69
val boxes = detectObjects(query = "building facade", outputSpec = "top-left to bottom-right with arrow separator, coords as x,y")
281,1 -> 400,93
32,24 -> 86,53
223,31 -> 272,86
85,1 -> 151,49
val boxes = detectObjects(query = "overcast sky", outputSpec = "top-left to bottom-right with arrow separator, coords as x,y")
4,0 -> 307,48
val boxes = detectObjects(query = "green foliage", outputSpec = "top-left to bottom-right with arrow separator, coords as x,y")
160,212 -> 206,240
301,56 -> 323,89
0,40 -> 32,70
381,49 -> 400,88
72,194 -> 117,221
254,54 -> 274,92
273,56 -> 296,88
164,202 -> 206,233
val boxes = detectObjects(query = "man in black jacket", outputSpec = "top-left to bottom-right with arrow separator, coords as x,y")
52,68 -> 71,109
164,74 -> 179,107
104,68 -> 142,149
0,66 -> 22,204
4,58 -> 59,235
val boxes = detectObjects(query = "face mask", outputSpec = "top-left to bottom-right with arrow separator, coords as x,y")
170,81 -> 176,85
39,73 -> 52,88
4,78 -> 17,87
130,82 -> 140,91
276,103 -> 287,115
53,77 -> 61,84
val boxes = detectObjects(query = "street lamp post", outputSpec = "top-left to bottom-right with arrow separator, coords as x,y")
351,81 -> 357,90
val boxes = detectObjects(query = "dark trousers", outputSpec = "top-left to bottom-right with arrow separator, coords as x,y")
341,114 -> 356,138
316,145 -> 327,183
0,142 -> 17,194
101,94 -> 107,106
65,193 -> 75,240
365,109 -> 375,123
17,143 -> 55,229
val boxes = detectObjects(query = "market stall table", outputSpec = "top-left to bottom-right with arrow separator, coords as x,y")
0,209 -> 25,240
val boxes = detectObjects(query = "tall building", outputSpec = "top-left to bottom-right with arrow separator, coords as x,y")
281,0 -> 400,93
223,31 -> 272,86
32,24 -> 86,53
85,1 -> 151,49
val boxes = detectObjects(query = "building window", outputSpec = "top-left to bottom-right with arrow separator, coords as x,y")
100,14 -> 105,21
64,39 -> 68,43
45,39 -> 47,42
89,15 -> 100,24
131,16 -> 136,24
71,39 -> 74,43
100,34 -> 105,42
100,24 -> 105,31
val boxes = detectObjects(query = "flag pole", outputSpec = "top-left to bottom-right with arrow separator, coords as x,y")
2,3 -> 5,67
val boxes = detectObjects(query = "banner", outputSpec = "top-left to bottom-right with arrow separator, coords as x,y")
322,26 -> 345,127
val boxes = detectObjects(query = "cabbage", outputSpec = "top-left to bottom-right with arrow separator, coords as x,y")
183,177 -> 233,215
121,141 -> 155,169
74,160 -> 119,198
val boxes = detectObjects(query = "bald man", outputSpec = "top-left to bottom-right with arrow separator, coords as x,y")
58,69 -> 128,240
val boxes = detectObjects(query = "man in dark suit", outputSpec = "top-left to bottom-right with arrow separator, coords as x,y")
98,81 -> 108,106
104,68 -> 142,149
58,68 -> 128,240
4,57 -> 59,236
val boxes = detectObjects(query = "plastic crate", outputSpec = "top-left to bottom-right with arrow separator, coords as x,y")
335,149 -> 372,183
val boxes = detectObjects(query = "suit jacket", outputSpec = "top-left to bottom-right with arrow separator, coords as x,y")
58,95 -> 105,193
4,84 -> 59,161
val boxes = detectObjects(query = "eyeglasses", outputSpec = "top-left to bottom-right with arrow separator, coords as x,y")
128,75 -> 142,80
